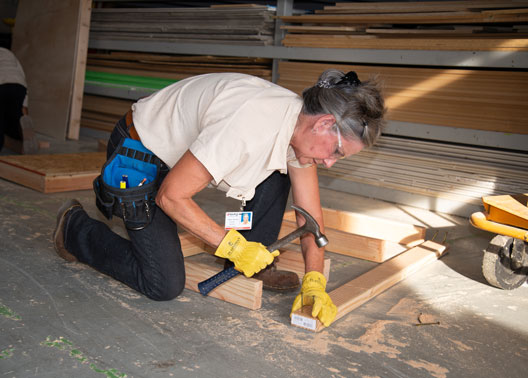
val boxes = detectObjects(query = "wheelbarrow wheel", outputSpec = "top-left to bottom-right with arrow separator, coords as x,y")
482,234 -> 528,290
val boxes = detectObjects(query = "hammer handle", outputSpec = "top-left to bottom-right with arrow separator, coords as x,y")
197,225 -> 306,296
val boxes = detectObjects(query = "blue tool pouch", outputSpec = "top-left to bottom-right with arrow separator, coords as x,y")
93,138 -> 162,230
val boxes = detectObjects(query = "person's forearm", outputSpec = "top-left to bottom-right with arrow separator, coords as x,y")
157,195 -> 225,249
155,150 -> 226,250
300,234 -> 325,274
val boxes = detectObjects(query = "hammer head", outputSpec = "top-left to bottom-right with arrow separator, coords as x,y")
292,205 -> 329,248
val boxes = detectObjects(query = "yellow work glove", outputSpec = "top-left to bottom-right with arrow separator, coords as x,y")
214,229 -> 279,278
291,271 -> 337,327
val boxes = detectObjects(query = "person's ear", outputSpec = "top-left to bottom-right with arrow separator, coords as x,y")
312,114 -> 336,134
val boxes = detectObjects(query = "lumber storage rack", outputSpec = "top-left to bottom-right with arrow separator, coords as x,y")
86,0 -> 528,154
180,207 -> 446,332
83,1 -> 528,218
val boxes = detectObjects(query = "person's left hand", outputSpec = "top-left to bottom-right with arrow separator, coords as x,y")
290,271 -> 337,327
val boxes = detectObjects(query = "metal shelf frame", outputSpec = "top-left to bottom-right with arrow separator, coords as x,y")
88,39 -> 528,69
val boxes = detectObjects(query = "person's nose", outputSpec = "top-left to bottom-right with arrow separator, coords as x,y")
322,158 -> 337,168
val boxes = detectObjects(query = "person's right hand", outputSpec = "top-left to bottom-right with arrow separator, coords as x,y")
214,229 -> 279,277
291,271 -> 337,327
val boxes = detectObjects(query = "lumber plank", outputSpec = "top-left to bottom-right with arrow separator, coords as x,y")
281,34 -> 528,51
67,0 -> 92,140
283,208 -> 425,245
179,232 -> 207,257
280,11 -> 528,25
278,219 -> 402,262
279,206 -> 426,263
291,240 -> 447,331
184,259 -> 262,310
80,118 -> 115,132
0,152 -> 105,193
82,95 -> 133,117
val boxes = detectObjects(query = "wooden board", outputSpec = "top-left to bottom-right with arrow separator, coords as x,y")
67,0 -> 92,140
282,34 -> 528,51
278,220 -> 408,262
283,208 -> 425,245
0,152 -> 105,193
327,1 -> 528,13
280,11 -> 528,25
279,208 -> 425,263
179,232 -> 207,258
184,259 -> 262,310
12,0 -> 90,140
291,240 -> 447,331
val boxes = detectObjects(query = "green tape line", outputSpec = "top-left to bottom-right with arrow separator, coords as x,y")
41,336 -> 127,377
0,348 -> 14,359
0,303 -> 21,321
85,70 -> 178,91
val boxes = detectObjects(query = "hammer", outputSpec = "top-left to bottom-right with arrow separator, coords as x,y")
198,205 -> 328,296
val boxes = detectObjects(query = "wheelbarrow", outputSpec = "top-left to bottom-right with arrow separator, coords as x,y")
470,193 -> 528,290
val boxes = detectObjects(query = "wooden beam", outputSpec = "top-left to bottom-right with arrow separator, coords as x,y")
184,259 -> 262,310
283,208 -> 425,245
179,232 -> 207,257
67,0 -> 92,140
279,220 -> 407,262
280,11 -> 528,25
291,240 -> 447,331
0,152 -> 105,193
279,208 -> 425,262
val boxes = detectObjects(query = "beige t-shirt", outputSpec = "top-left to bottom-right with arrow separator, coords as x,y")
132,73 -> 304,201
0,47 -> 28,107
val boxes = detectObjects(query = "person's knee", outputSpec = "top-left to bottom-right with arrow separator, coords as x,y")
145,272 -> 185,301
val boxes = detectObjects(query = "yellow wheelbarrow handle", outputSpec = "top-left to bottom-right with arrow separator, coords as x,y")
470,211 -> 528,242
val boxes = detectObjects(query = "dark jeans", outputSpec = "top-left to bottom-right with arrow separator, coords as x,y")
0,83 -> 26,151
64,114 -> 291,301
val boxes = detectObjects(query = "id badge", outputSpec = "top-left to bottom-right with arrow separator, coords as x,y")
225,211 -> 253,230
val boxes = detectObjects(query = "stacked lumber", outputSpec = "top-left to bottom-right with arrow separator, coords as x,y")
81,95 -> 134,133
277,61 -> 528,134
82,52 -> 273,133
90,5 -> 276,45
87,51 -> 273,81
319,135 -> 528,207
280,1 -> 528,51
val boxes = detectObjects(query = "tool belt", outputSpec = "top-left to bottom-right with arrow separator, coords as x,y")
93,116 -> 162,230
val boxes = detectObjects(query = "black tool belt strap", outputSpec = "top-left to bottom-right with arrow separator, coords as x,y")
119,146 -> 161,165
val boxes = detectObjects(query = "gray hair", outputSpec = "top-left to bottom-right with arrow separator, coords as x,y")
301,69 -> 386,147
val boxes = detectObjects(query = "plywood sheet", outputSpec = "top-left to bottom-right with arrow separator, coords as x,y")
12,0 -> 89,140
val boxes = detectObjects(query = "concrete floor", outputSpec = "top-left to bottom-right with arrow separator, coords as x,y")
1,137 -> 527,378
